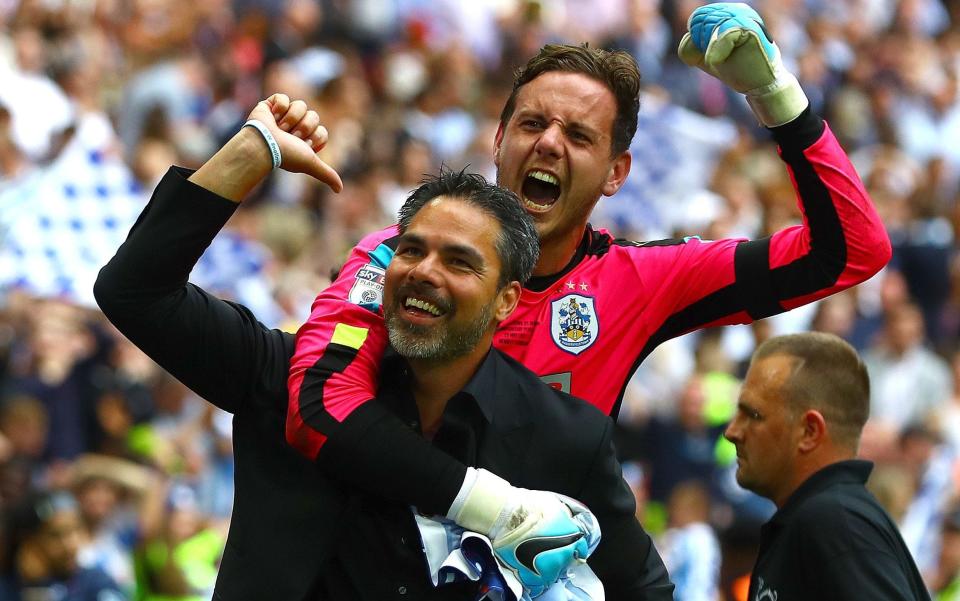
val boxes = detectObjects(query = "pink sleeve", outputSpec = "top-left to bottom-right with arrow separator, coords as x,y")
286,226 -> 398,460
618,120 -> 891,340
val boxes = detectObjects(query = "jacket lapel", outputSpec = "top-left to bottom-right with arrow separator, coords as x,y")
476,376 -> 535,480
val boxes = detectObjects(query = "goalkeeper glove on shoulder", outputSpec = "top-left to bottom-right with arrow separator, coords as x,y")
678,2 -> 808,127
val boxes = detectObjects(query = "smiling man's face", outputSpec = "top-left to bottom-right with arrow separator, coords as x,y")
494,71 -> 630,254
383,196 -> 507,362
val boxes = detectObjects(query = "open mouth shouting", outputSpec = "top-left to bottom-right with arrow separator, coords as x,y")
521,169 -> 561,212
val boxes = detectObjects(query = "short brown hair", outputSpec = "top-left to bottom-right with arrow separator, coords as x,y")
753,332 -> 870,448
499,44 -> 641,157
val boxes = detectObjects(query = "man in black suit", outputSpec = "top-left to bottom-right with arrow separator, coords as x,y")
94,97 -> 671,599
320,167 -> 668,598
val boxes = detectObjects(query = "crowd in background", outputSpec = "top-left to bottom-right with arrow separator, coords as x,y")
1,0 -> 960,599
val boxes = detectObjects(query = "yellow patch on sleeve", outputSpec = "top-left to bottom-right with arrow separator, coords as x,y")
331,323 -> 369,350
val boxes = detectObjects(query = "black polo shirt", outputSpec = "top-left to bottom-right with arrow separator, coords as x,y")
315,348 -> 503,600
749,460 -> 930,600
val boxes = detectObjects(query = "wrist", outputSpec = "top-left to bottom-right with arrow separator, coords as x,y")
448,467 -> 510,536
746,70 -> 808,128
243,119 -> 282,169
234,126 -> 276,175
188,127 -> 273,202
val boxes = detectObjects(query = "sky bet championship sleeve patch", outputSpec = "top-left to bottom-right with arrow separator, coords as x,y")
349,263 -> 386,312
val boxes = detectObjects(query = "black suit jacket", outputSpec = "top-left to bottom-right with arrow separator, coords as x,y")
378,348 -> 672,598
94,168 -> 671,599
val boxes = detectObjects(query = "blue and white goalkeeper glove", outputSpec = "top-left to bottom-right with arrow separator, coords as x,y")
448,468 -> 594,598
678,2 -> 808,127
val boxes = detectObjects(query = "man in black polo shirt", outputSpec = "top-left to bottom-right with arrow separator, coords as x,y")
725,332 -> 929,600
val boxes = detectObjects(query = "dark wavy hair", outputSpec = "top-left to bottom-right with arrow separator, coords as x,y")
398,168 -> 539,287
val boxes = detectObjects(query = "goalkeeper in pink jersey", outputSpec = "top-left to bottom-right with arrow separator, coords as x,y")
287,2 -> 891,595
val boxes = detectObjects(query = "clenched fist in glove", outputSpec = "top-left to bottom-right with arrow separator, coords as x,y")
678,2 -> 809,127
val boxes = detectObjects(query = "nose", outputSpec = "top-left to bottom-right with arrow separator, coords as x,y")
723,417 -> 741,444
534,122 -> 564,159
407,252 -> 443,287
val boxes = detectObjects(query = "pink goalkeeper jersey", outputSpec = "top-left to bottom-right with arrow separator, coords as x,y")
287,119 -> 890,459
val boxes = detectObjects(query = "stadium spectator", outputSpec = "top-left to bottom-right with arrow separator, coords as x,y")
71,454 -> 156,595
867,462 -> 920,526
133,483 -> 224,601
0,491 -> 125,600
931,507 -> 960,600
615,374 -> 728,507
863,302 -> 952,436
658,480 -> 722,601
898,424 -> 959,579
724,332 -> 930,599
0,394 -> 48,508
4,301 -> 97,462
0,394 -> 47,468
937,349 -> 960,454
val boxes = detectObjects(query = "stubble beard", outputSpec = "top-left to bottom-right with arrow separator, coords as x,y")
386,303 -> 495,362
735,462 -> 769,500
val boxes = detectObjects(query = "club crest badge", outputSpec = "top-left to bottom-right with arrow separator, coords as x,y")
349,264 -> 386,311
551,294 -> 599,355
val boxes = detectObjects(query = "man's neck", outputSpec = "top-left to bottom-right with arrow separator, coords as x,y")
774,448 -> 856,508
532,225 -> 587,277
407,344 -> 491,434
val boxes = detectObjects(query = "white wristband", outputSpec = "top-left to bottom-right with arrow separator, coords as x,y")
243,119 -> 281,169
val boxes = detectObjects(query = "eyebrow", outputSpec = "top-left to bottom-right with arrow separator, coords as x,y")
566,122 -> 599,139
515,108 -> 602,138
399,232 -> 487,267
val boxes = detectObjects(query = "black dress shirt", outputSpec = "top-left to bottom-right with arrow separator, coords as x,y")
316,349 -> 489,600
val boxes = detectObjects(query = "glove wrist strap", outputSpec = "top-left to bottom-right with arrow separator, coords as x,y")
447,466 -> 479,521
448,467 -> 510,536
746,73 -> 808,127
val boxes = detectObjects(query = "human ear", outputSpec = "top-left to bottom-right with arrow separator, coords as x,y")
493,123 -> 505,168
494,281 -> 521,322
601,150 -> 631,197
798,409 -> 827,453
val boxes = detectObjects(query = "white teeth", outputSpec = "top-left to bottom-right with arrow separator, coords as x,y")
405,297 -> 442,316
528,170 -> 559,186
522,196 -> 551,211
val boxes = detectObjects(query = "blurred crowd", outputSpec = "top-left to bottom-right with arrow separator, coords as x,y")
2,0 -> 960,599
